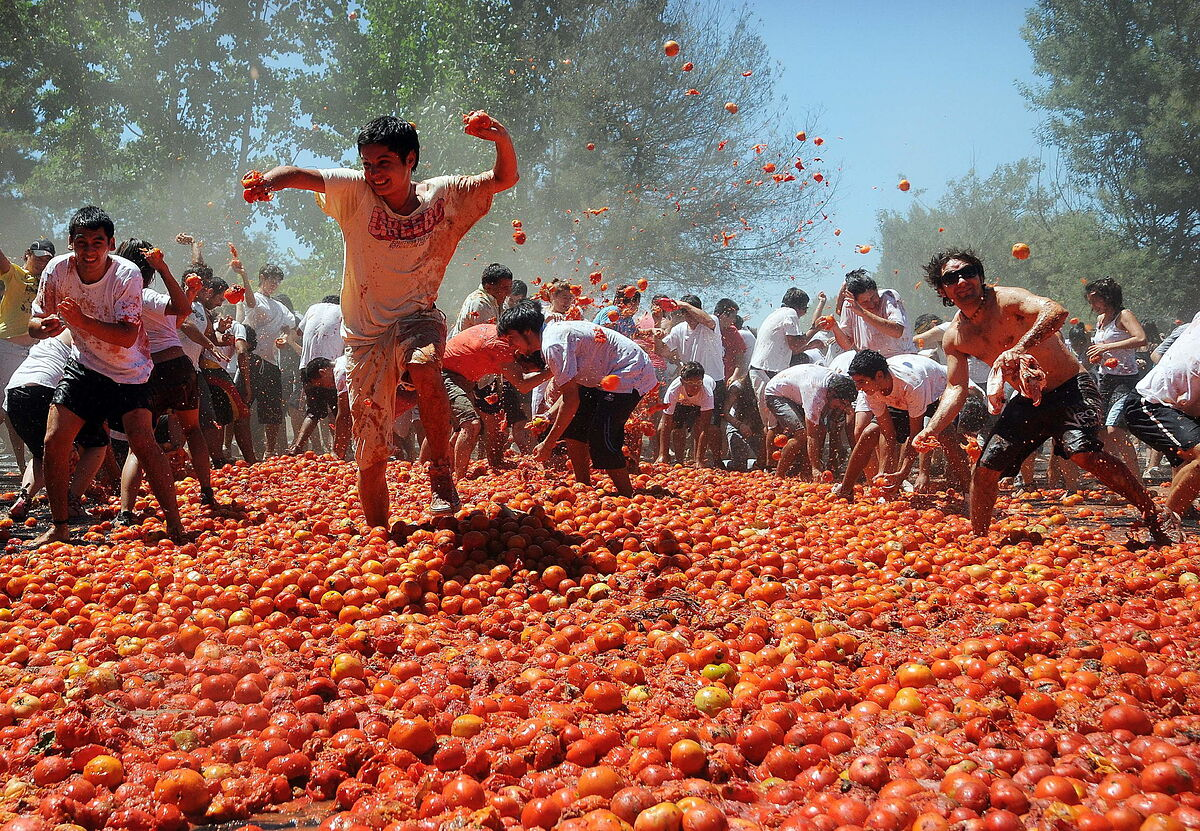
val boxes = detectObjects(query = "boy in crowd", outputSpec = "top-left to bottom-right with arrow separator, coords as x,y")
505,279 -> 529,310
442,306 -> 551,477
913,250 -> 1178,543
763,364 -> 858,479
299,294 -> 344,367
0,238 -> 54,470
824,269 -> 913,356
450,263 -> 513,337
27,206 -> 184,544
244,113 -> 518,522
290,356 -> 352,458
655,361 -> 714,467
837,349 -> 970,499
749,288 -> 820,457
501,304 -> 657,496
230,261 -> 294,457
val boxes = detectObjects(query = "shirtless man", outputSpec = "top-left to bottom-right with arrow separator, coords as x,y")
913,250 -> 1179,544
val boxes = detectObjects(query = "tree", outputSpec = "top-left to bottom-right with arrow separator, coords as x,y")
1021,0 -> 1200,284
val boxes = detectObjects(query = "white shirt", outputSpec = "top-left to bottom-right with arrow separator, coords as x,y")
224,321 -> 248,374
750,307 -> 802,372
141,288 -> 182,353
1137,311 -> 1200,417
333,354 -> 349,396
182,302 -> 208,368
6,331 -> 71,395
32,254 -> 153,384
299,302 -> 345,367
838,289 -> 913,357
855,354 -> 947,419
244,293 -> 294,365
542,321 -> 658,395
665,320 -> 724,381
664,374 -> 716,413
317,169 -> 494,344
450,288 -> 500,338
764,364 -> 838,421
739,328 -> 756,356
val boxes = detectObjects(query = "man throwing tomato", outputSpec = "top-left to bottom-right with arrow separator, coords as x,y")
913,250 -> 1179,544
242,113 -> 518,524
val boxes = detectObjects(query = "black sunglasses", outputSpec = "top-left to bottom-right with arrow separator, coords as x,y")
936,264 -> 981,288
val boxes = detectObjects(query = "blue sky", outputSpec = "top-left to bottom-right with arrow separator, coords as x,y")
744,0 -> 1047,320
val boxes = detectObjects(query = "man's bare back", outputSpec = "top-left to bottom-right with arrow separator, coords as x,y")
943,285 -> 1085,391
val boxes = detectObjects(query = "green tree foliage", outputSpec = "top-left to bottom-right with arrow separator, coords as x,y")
1021,0 -> 1200,278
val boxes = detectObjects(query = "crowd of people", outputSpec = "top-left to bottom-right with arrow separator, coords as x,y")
2,113 -> 1196,546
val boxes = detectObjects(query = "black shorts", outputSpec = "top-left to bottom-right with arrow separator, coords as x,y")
303,384 -> 339,420
561,386 -> 642,470
711,380 -> 727,425
500,380 -> 528,425
1123,393 -> 1200,466
252,360 -> 284,425
7,385 -> 108,458
979,372 -> 1105,475
147,355 -> 200,415
52,359 -> 149,429
202,367 -> 249,426
197,370 -> 217,429
1098,372 -> 1139,427
765,395 -> 805,436
885,401 -> 940,443
670,404 -> 707,430
443,371 -> 482,427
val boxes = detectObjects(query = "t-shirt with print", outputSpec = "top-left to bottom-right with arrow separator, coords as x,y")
32,254 -> 152,384
749,307 -> 802,372
765,364 -> 839,422
838,289 -> 913,357
0,262 -> 39,341
664,374 -> 716,414
665,321 -> 725,382
442,324 -> 516,383
299,302 -> 345,367
1137,311 -> 1200,418
141,288 -> 182,353
317,169 -> 494,344
854,354 -> 947,419
244,293 -> 294,365
542,321 -> 658,395
450,288 -> 500,338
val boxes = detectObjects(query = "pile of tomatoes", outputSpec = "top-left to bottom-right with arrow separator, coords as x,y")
0,455 -> 1197,831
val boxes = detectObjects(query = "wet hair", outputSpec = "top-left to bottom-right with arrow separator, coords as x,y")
844,269 -> 878,298
302,357 -> 334,384
510,280 -> 528,299
357,116 -> 420,168
259,263 -> 284,284
482,262 -> 513,286
497,300 -> 545,336
1085,276 -> 1124,312
782,287 -> 809,312
826,373 -> 858,402
679,361 -> 705,380
274,293 -> 295,313
958,395 -> 987,434
115,238 -> 155,282
923,249 -> 985,292
68,206 -> 115,240
714,298 -> 739,316
616,286 -> 641,307
680,294 -> 702,309
847,349 -> 889,378
913,313 -> 944,336
322,294 -> 340,305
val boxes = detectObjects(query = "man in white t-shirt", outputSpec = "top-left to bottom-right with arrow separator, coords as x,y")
656,361 -> 715,467
230,262 -> 295,457
244,114 -> 518,522
450,263 -> 512,338
763,364 -> 858,479
836,349 -> 968,499
1124,311 -> 1200,520
27,206 -> 184,545
749,288 -> 820,431
823,270 -> 913,358
299,295 -> 345,367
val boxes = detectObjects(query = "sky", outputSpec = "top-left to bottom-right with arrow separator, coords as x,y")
742,0 -> 1048,321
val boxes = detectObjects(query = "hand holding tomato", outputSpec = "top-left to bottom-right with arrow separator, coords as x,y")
462,110 -> 508,142
58,297 -> 85,328
184,274 -> 204,292
225,285 -> 247,304
140,247 -> 166,271
911,432 -> 940,453
816,315 -> 835,331
1086,344 -> 1107,364
242,170 -> 273,203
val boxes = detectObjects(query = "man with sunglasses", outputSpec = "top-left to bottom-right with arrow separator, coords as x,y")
912,250 -> 1180,544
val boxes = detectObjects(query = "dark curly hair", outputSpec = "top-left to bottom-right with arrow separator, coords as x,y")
1085,277 -> 1124,312
923,249 -> 985,307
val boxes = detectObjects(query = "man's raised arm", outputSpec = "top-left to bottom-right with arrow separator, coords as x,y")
258,166 -> 327,195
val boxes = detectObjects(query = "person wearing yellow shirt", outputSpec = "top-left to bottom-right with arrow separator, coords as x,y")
0,239 -> 54,472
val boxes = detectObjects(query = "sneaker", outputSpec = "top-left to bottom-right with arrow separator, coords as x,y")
429,466 -> 461,515
1146,509 -> 1184,546
115,510 -> 138,528
8,488 -> 29,520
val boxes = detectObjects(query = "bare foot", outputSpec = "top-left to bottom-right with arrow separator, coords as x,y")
30,521 -> 71,547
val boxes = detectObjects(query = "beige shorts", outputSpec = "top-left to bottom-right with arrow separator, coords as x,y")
346,310 -> 446,467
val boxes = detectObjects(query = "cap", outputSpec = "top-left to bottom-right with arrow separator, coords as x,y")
29,240 -> 55,257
